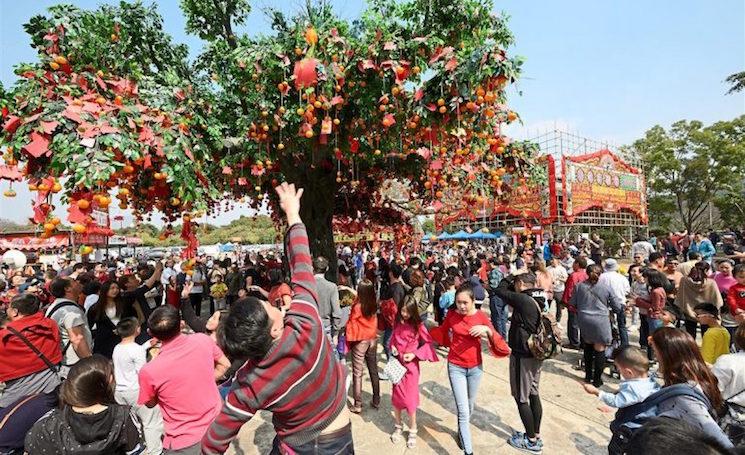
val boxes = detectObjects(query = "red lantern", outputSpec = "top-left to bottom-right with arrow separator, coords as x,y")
293,58 -> 318,89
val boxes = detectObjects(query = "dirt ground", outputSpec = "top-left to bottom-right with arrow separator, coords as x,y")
226,308 -> 624,454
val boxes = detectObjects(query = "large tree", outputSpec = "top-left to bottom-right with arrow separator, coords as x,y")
1,0 -> 539,274
631,116 -> 745,232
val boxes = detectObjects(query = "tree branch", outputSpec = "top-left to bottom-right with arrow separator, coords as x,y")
211,0 -> 247,114
217,0 -> 238,49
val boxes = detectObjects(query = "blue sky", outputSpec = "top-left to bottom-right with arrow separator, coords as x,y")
1,0 -> 743,226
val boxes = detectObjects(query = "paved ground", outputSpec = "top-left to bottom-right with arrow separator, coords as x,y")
226,308 -> 624,454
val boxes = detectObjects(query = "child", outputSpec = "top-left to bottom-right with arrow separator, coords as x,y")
389,295 -> 439,448
635,270 -> 667,328
694,303 -> 731,364
210,274 -> 228,310
438,276 -> 456,318
583,346 -> 660,408
112,317 -> 164,455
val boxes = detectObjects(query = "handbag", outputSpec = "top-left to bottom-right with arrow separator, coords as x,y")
336,333 -> 349,356
383,356 -> 407,385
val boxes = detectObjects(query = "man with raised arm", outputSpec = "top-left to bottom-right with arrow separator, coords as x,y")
201,182 -> 352,455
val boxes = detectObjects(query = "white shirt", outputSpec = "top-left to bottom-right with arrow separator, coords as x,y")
598,271 -> 631,306
46,298 -> 93,375
560,256 -> 575,272
547,265 -> 568,294
161,267 -> 177,285
112,341 -> 149,393
83,294 -> 99,313
712,352 -> 745,407
105,305 -> 120,326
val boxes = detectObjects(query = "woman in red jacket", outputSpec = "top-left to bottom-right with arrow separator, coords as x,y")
345,279 -> 380,413
430,284 -> 510,455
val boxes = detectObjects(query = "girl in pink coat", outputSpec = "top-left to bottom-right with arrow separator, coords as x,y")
389,295 -> 439,448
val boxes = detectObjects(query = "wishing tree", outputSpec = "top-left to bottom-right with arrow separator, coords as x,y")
1,0 -> 541,274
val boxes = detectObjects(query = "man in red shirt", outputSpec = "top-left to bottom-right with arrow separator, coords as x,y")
202,183 -> 352,455
138,304 -> 231,454
561,256 -> 589,349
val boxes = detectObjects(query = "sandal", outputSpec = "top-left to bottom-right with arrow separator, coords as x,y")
350,403 -> 362,414
407,428 -> 417,449
390,424 -> 403,444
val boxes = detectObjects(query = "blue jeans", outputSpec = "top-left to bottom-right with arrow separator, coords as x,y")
648,317 -> 662,334
614,309 -> 629,347
382,327 -> 392,360
489,295 -> 508,337
447,362 -> 483,454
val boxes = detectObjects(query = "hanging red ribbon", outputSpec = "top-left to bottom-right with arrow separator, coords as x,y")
180,221 -> 199,259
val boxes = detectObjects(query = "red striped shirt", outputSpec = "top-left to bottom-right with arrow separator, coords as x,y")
201,223 -> 347,453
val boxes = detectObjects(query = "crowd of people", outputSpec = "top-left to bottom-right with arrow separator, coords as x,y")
1,193 -> 745,454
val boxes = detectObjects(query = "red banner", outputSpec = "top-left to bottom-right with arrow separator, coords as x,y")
562,149 -> 648,223
435,155 -> 558,228
0,233 -> 69,251
492,155 -> 557,224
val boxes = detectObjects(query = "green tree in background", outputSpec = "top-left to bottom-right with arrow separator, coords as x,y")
117,215 -> 277,246
726,71 -> 745,94
631,116 -> 745,232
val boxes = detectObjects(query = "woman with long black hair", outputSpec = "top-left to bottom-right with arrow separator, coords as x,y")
88,281 -> 140,358
25,355 -> 140,454
650,328 -> 733,449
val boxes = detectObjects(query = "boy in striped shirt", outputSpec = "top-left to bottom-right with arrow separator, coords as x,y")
202,183 -> 352,454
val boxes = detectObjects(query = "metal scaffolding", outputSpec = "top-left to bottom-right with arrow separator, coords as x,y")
446,129 -> 647,237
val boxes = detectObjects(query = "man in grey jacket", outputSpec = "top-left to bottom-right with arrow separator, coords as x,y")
313,256 -> 342,343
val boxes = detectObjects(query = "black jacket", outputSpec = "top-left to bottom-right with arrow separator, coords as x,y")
25,404 -> 139,454
496,276 -> 547,358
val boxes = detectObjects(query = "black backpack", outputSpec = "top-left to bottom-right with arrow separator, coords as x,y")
526,296 -> 562,361
608,384 -> 714,454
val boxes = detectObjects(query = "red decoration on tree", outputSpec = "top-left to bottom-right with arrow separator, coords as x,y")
293,58 -> 318,89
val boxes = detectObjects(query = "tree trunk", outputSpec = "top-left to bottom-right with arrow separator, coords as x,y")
282,158 -> 338,283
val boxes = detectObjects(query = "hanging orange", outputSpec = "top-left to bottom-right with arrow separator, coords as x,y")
304,27 -> 318,46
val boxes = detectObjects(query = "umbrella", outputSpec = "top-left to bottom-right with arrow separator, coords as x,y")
450,230 -> 470,240
438,232 -> 453,240
219,243 -> 236,252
